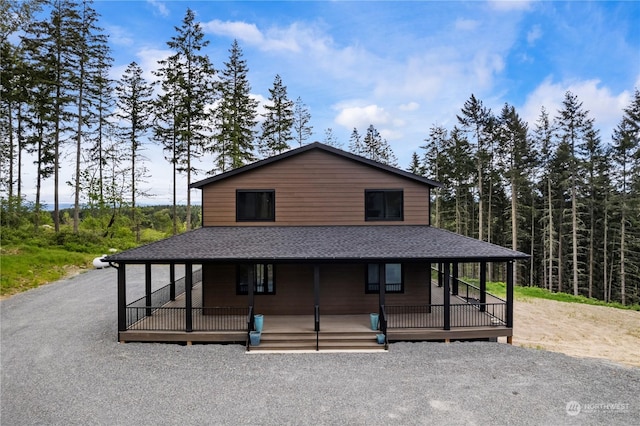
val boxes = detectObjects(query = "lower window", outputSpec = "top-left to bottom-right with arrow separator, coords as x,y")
237,264 -> 275,295
366,263 -> 403,293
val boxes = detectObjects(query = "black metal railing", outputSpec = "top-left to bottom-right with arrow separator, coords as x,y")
385,302 -> 506,329
314,305 -> 320,351
246,306 -> 254,351
126,306 -> 249,332
379,305 -> 388,350
125,268 -> 202,328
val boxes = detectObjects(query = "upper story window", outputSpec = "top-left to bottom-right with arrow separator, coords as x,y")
236,190 -> 275,221
365,190 -> 403,221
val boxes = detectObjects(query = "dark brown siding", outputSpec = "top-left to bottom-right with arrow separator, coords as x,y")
201,149 -> 431,226
202,263 -> 430,315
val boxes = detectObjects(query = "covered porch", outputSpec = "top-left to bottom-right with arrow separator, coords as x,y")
105,225 -> 526,351
117,264 -> 512,350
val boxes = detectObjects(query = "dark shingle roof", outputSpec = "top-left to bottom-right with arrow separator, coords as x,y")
104,226 -> 529,264
190,142 -> 442,189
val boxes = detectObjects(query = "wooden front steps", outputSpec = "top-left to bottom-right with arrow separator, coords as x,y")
248,330 -> 387,352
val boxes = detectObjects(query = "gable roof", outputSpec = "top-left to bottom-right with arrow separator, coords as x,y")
104,225 -> 529,264
190,142 -> 442,189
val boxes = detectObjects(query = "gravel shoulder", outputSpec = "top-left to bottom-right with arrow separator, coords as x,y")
2,267 -> 639,425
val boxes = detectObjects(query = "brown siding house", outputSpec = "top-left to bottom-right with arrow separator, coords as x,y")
106,143 -> 528,350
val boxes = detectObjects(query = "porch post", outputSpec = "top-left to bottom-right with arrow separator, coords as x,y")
506,260 -> 514,329
314,265 -> 320,332
443,262 -> 451,331
185,263 -> 193,332
437,263 -> 443,287
426,261 -> 432,312
145,263 -> 152,316
378,263 -> 386,308
451,262 -> 459,296
117,263 -> 126,334
480,261 -> 487,312
247,264 -> 254,308
169,263 -> 176,301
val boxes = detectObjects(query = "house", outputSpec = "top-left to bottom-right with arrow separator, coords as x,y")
105,142 -> 528,350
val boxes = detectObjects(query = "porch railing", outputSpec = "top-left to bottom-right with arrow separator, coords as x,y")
386,302 -> 506,329
246,306 -> 254,351
314,305 -> 320,351
379,305 -> 388,350
125,268 -> 202,328
126,306 -> 249,331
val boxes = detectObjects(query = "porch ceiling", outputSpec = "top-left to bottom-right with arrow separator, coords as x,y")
104,225 -> 529,264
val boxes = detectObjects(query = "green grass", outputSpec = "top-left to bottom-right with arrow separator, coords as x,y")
474,279 -> 640,311
1,245 -> 95,297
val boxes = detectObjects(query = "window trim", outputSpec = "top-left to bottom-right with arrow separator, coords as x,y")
365,263 -> 404,294
364,189 -> 404,221
236,264 -> 276,295
236,189 -> 275,222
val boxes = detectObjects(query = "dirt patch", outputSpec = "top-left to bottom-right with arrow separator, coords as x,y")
512,297 -> 640,368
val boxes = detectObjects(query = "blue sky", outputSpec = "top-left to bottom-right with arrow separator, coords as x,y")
30,1 -> 640,204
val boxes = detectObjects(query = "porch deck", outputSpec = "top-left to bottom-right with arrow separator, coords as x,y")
119,281 -> 511,345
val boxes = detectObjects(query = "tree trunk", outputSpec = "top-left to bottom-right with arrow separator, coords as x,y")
547,178 -> 554,291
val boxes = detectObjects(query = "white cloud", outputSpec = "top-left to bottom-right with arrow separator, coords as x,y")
334,104 -> 391,130
105,25 -> 134,46
203,19 -> 304,52
527,25 -> 542,45
520,77 -> 633,140
204,20 -> 265,45
146,0 -> 169,18
399,102 -> 420,112
488,0 -> 535,12
455,18 -> 480,31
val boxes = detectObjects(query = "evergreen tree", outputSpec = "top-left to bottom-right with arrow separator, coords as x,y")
611,89 -> 640,304
115,61 -> 153,242
495,103 -> 535,286
554,91 -> 595,296
212,39 -> 257,172
293,96 -> 313,146
259,74 -> 293,157
163,8 -> 216,230
22,0 -> 82,232
348,127 -> 363,155
153,54 -> 183,235
421,124 -> 449,228
457,94 -> 494,242
532,107 -> 555,291
322,127 -> 342,148
361,124 -> 398,166
71,0 -> 111,233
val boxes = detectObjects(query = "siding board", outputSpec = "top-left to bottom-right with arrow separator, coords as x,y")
201,150 -> 431,226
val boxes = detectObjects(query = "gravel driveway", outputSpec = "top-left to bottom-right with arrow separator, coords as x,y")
2,266 -> 638,425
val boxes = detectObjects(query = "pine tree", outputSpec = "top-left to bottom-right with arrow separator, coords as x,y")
212,39 -> 257,172
495,103 -> 535,286
348,127 -> 363,155
115,61 -> 153,242
554,91 -> 595,296
532,107 -> 555,291
322,127 -> 342,148
421,124 -> 449,228
361,124 -> 398,166
259,74 -> 293,157
457,94 -> 493,242
163,8 -> 216,230
71,0 -> 111,233
611,89 -> 640,305
293,96 -> 313,146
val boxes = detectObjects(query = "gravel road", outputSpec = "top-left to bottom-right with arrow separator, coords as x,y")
1,266 -> 639,425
